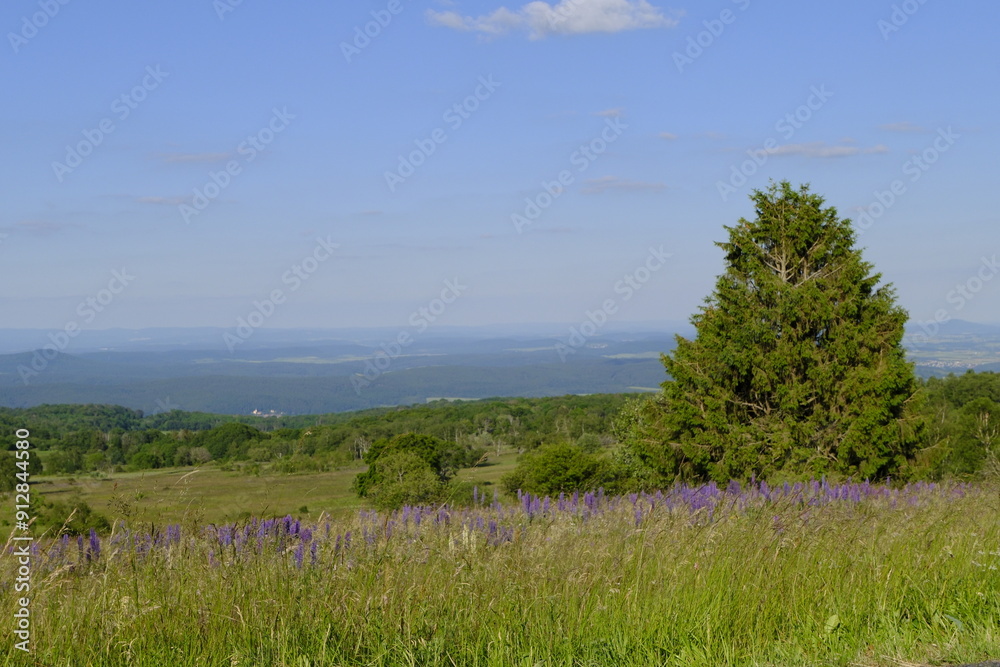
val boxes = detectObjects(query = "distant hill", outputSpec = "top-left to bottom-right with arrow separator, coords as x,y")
0,347 -> 668,415
2,323 -> 999,414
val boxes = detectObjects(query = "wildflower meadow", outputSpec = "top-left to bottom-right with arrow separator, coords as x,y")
3,478 -> 998,665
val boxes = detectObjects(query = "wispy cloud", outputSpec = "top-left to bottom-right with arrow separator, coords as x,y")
581,175 -> 667,194
155,152 -> 235,164
0,220 -> 82,236
135,196 -> 188,206
658,131 -> 678,140
879,121 -> 927,133
770,142 -> 889,158
427,0 -> 678,39
595,107 -> 624,118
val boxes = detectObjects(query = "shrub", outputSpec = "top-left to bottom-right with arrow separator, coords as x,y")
367,451 -> 444,510
354,432 -> 483,498
501,443 -> 608,496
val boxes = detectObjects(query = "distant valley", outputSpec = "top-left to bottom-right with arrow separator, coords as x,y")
1,320 -> 998,415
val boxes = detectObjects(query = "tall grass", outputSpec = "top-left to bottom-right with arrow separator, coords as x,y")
4,480 -> 999,666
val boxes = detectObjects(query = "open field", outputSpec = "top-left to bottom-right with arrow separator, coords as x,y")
23,452 -> 522,526
3,479 -> 998,666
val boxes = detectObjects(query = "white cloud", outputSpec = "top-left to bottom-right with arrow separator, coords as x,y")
581,175 -> 667,194
658,131 -> 678,140
427,0 -> 678,39
770,142 -> 889,159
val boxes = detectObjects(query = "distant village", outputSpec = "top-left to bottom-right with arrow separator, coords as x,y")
251,409 -> 285,418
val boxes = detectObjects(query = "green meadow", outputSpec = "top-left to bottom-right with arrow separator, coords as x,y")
26,453 -> 521,526
3,475 -> 998,666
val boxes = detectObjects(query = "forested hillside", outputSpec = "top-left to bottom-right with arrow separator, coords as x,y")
3,371 -> 998,483
1,394 -> 631,475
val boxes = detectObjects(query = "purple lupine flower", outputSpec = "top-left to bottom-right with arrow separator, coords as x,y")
293,542 -> 305,569
310,541 -> 318,565
301,528 -> 313,544
87,529 -> 101,562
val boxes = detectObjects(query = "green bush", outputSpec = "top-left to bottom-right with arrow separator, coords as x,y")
354,432 -> 483,498
501,443 -> 608,496
367,451 -> 444,510
34,496 -> 111,536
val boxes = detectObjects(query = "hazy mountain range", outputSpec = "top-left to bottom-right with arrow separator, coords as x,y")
0,321 -> 997,415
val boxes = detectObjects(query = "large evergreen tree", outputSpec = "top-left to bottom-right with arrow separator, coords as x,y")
623,181 -> 922,483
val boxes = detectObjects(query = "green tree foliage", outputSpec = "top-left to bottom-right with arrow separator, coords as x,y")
917,370 -> 1000,477
353,432 -> 482,498
0,450 -> 43,492
2,395 -> 629,474
500,443 -> 607,496
622,182 -> 922,483
33,496 -> 111,536
366,452 -> 445,510
188,422 -> 268,460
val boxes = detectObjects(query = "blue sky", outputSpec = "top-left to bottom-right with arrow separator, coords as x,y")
2,0 -> 998,336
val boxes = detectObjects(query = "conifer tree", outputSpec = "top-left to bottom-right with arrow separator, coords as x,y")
624,181 -> 922,482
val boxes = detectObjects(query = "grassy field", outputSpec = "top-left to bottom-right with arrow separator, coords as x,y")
2,479 -> 998,666
24,452 -> 522,526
